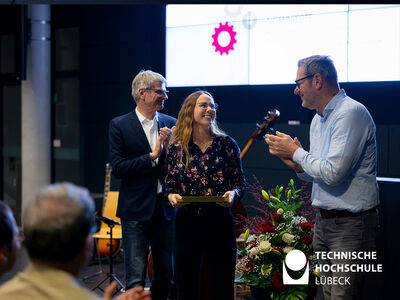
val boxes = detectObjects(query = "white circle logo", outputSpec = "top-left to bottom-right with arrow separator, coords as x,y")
285,249 -> 307,271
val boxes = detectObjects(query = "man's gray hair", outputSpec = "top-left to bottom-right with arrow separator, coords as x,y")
23,182 -> 96,263
298,55 -> 338,85
131,70 -> 166,103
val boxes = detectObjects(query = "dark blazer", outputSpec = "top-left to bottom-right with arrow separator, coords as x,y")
109,110 -> 176,222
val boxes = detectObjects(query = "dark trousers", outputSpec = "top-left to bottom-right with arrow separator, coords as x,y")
121,197 -> 173,300
174,206 -> 236,300
313,209 -> 379,300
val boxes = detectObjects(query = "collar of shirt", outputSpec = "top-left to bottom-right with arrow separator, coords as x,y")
318,89 -> 347,121
135,107 -> 159,127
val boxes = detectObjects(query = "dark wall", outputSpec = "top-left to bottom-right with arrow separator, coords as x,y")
52,4 -> 166,192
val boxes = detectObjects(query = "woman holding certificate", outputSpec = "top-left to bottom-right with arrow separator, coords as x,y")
165,90 -> 245,300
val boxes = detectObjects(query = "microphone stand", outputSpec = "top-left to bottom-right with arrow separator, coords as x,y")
92,216 -> 125,294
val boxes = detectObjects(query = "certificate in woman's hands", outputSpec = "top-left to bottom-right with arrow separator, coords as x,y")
178,196 -> 227,203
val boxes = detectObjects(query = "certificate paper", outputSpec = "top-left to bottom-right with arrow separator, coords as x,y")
179,196 -> 227,203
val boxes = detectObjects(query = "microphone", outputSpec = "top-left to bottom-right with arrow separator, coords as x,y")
97,215 -> 121,226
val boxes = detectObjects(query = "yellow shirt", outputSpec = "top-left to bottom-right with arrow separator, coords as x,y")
0,262 -> 101,300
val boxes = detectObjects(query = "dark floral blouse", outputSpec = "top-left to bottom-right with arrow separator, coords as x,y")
165,135 -> 245,198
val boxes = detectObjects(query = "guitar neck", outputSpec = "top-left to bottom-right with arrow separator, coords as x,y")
240,139 -> 255,160
240,108 -> 280,160
102,164 -> 112,215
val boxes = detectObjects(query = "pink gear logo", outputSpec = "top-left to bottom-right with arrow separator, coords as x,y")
212,22 -> 237,55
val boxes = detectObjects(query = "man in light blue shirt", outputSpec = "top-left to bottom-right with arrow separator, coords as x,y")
266,55 -> 379,300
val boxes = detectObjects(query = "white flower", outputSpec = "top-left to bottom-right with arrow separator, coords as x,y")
284,211 -> 294,219
249,247 -> 259,256
283,246 -> 293,254
282,233 -> 295,244
277,208 -> 284,214
258,240 -> 272,254
292,216 -> 307,225
276,223 -> 285,231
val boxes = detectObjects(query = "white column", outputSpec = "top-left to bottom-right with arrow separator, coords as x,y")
21,4 -> 51,212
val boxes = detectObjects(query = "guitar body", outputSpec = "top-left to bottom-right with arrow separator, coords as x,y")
96,238 -> 121,257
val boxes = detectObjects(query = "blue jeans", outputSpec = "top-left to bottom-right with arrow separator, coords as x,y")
313,209 -> 379,300
121,198 -> 173,300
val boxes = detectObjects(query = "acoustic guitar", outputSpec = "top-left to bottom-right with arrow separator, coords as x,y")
93,163 -> 122,257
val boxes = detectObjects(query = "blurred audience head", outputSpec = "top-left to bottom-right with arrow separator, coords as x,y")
23,182 -> 96,276
0,201 -> 20,275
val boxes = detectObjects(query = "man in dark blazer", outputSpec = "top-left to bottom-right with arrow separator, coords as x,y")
109,70 -> 176,300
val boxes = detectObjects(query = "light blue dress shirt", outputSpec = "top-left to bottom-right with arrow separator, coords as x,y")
293,89 -> 379,213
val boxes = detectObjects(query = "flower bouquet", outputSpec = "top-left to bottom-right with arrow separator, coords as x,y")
236,179 -> 316,300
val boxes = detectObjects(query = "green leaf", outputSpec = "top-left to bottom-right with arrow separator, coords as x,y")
290,178 -> 294,186
262,264 -> 269,270
272,249 -> 283,256
237,249 -> 247,256
262,189 -> 270,200
293,291 -> 307,299
243,229 -> 250,243
270,196 -> 281,203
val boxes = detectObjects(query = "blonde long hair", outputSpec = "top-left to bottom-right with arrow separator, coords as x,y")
170,91 -> 225,169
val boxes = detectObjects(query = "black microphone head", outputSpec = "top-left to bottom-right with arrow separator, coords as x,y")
97,215 -> 120,226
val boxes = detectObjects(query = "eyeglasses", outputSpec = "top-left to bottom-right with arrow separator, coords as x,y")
146,88 -> 169,96
295,74 -> 315,87
198,102 -> 218,110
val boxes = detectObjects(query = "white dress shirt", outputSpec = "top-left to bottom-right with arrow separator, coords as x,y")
135,107 -> 162,193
